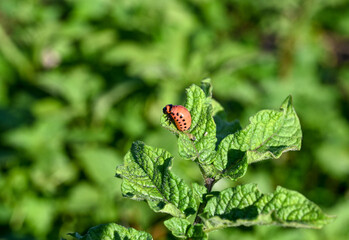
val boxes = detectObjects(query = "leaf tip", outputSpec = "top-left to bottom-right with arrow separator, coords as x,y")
280,95 -> 293,109
200,78 -> 213,98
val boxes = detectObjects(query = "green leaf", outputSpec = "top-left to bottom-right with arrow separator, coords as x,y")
210,82 -> 242,146
186,224 -> 208,240
214,96 -> 302,179
161,81 -> 217,164
164,217 -> 191,238
201,184 -> 334,231
221,154 -> 248,181
115,141 -> 197,218
192,182 -> 207,203
69,223 -> 152,240
200,78 -> 214,99
214,117 -> 241,146
164,218 -> 208,239
211,98 -> 225,118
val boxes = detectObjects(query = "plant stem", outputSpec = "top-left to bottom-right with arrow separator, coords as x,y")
194,176 -> 216,225
198,163 -> 216,179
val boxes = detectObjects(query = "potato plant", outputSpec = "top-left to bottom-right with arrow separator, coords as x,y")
70,80 -> 333,239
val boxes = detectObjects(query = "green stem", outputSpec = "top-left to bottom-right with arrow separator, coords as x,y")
193,176 -> 216,225
198,163 -> 216,179
193,162 -> 218,224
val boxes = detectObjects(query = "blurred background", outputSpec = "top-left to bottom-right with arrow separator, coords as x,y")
0,0 -> 348,239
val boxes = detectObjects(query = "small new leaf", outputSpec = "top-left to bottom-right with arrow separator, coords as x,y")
201,184 -> 334,231
115,141 -> 197,218
164,218 -> 208,239
192,182 -> 207,203
186,224 -> 208,240
214,96 -> 302,180
164,218 -> 191,238
161,81 -> 217,164
69,223 -> 152,240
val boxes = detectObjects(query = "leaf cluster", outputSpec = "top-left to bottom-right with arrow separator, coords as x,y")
74,81 -> 333,239
1,1 -> 347,239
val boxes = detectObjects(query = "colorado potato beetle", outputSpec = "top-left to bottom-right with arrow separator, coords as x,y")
163,104 -> 192,132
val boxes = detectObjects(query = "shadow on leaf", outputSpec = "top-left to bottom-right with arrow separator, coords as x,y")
220,205 -> 259,221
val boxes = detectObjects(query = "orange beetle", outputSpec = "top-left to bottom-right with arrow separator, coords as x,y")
163,104 -> 192,132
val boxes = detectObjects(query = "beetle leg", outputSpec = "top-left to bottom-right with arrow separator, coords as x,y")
165,115 -> 172,125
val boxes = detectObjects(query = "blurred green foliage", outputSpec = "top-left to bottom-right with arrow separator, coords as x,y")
0,0 -> 348,239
